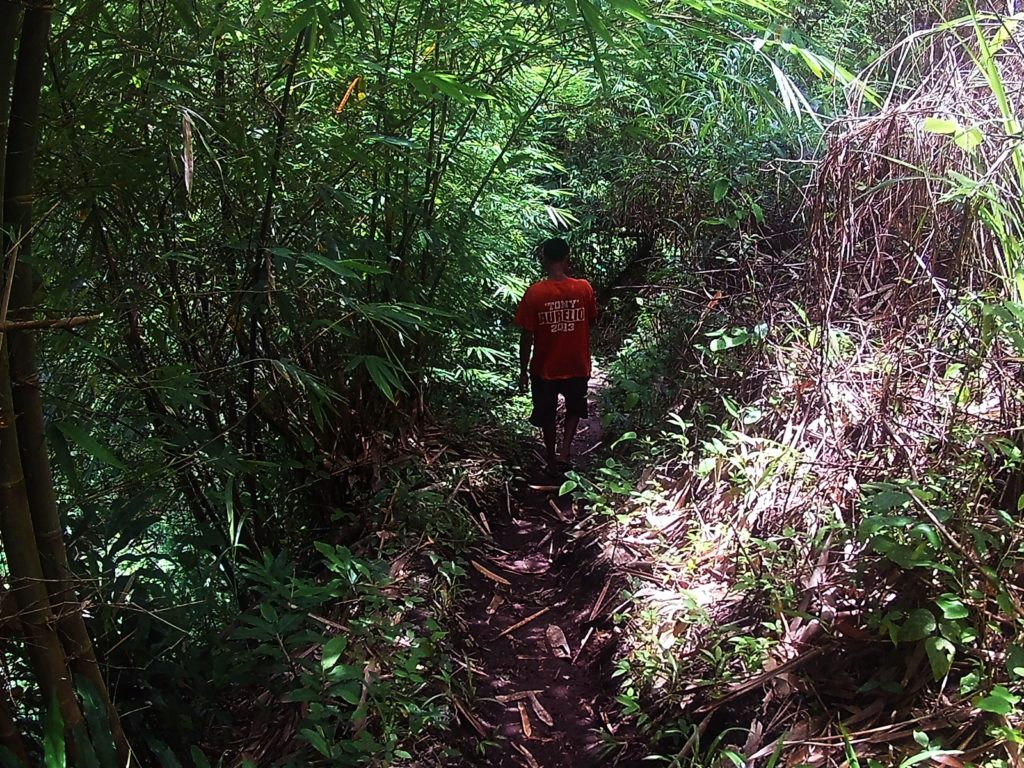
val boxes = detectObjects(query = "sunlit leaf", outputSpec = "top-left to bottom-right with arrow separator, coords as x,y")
923,116 -> 960,135
925,636 -> 955,680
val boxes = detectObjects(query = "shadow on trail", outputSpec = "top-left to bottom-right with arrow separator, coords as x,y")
456,389 -> 640,767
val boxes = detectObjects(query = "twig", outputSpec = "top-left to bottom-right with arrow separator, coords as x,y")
496,606 -> 551,639
588,579 -> 612,623
0,243 -> 18,353
547,498 -> 571,522
572,626 -> 594,664
694,645 -> 829,712
676,713 -> 713,760
452,697 -> 487,739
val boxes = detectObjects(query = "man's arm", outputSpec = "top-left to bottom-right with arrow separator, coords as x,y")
518,330 -> 533,392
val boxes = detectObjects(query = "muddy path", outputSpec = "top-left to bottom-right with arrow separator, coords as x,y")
455,395 -> 638,767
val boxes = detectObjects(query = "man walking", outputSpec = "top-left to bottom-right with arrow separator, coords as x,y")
515,238 -> 598,475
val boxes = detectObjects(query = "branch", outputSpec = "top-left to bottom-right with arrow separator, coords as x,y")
0,313 -> 100,332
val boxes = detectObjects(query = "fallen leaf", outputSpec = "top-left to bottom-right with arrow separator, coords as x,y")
350,660 -> 379,735
471,560 -> 511,586
513,743 -> 541,768
517,700 -> 533,738
335,75 -> 363,114
486,594 -> 505,614
546,624 -> 571,658
526,692 -> 553,726
495,690 -> 542,703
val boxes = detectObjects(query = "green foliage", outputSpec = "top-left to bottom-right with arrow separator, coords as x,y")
221,544 -> 457,765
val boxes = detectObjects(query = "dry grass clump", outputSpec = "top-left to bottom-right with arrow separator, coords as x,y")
809,14 -> 1024,320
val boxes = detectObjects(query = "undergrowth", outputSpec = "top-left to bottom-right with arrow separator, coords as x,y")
559,238 -> 1024,767
60,434 -> 499,767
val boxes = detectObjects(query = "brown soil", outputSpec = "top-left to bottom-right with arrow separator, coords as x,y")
455,397 -> 640,767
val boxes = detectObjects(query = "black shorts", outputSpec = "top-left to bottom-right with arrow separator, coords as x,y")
529,376 -> 589,428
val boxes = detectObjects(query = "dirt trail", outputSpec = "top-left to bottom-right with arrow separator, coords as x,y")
458,396 -> 632,767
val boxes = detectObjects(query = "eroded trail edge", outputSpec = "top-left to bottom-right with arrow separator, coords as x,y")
457,402 -> 631,767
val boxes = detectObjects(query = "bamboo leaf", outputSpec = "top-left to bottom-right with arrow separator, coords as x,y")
167,0 -> 201,34
606,0 -> 651,22
57,422 -> 127,470
578,0 -> 613,44
77,677 -> 117,768
339,0 -> 368,33
411,72 -> 493,103
43,699 -> 65,768
182,111 -> 194,196
349,355 -> 405,401
70,727 -> 100,768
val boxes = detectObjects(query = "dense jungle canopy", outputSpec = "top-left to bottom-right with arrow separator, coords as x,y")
3,0 -> 1024,765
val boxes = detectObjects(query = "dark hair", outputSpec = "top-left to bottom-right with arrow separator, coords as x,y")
541,237 -> 570,263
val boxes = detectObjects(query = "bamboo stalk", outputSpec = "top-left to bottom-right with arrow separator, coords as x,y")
0,313 -> 99,332
0,1 -> 20,219
3,5 -> 127,758
0,691 -> 28,767
0,18 -> 19,740
0,348 -> 83,736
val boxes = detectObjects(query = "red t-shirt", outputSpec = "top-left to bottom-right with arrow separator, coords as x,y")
514,277 -> 597,380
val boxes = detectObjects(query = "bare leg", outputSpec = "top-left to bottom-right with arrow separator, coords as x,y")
559,414 -> 581,464
542,423 -> 557,469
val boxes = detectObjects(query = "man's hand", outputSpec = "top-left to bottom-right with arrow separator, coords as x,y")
518,330 -> 533,394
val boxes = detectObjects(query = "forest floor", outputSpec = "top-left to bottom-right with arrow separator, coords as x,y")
455,375 -> 639,767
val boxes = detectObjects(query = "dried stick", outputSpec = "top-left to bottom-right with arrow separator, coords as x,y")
496,606 -> 551,639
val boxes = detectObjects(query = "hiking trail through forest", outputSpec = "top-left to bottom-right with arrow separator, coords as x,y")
456,376 -> 635,767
